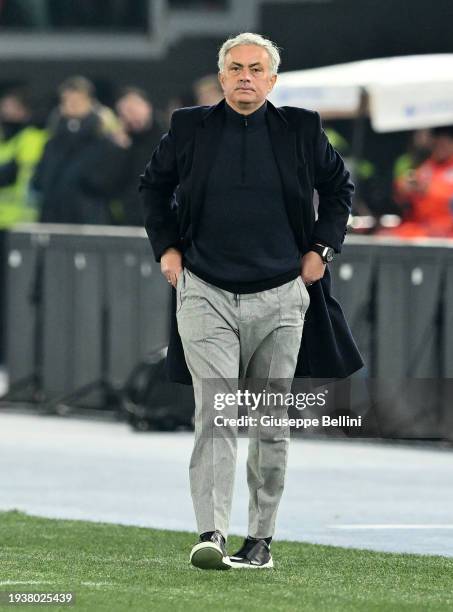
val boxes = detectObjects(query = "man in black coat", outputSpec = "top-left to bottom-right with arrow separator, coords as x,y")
139,32 -> 363,571
33,76 -> 117,225
114,87 -> 165,226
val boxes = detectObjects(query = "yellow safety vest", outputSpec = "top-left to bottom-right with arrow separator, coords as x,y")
0,126 -> 48,229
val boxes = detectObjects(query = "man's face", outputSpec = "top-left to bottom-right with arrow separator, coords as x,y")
0,96 -> 29,123
431,135 -> 453,163
116,93 -> 152,133
59,90 -> 93,119
195,82 -> 223,106
218,44 -> 277,113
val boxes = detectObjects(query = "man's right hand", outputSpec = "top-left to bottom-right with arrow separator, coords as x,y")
161,247 -> 183,288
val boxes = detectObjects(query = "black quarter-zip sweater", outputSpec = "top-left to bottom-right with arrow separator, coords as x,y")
183,100 -> 301,294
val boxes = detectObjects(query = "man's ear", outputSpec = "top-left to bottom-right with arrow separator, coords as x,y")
268,73 -> 277,93
218,71 -> 225,91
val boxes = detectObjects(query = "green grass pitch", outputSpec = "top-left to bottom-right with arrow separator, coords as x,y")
0,510 -> 452,611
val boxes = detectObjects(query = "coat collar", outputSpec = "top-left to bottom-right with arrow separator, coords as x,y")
189,98 -> 308,251
199,97 -> 289,128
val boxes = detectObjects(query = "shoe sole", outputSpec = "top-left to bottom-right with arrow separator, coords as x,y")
228,556 -> 274,569
190,542 -> 231,570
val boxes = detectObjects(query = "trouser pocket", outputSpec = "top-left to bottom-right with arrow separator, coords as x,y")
296,275 -> 311,313
176,267 -> 186,313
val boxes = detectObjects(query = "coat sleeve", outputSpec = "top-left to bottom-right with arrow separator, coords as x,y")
139,113 -> 181,262
311,111 -> 354,253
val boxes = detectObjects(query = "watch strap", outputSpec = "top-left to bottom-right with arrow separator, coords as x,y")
311,243 -> 334,263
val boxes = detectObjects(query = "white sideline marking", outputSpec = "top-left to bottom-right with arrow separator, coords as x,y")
329,524 -> 453,530
0,581 -> 56,585
80,581 -> 115,587
0,580 -> 115,588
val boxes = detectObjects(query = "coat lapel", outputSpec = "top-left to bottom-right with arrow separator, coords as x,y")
189,99 -> 226,231
266,100 -> 309,252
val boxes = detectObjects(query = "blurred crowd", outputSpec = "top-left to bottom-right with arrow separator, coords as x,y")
0,78 -> 167,227
1,74 -> 453,237
0,74 -> 224,229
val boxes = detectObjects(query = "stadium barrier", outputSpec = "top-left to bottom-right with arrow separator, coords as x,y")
4,224 -> 170,407
2,225 -> 453,439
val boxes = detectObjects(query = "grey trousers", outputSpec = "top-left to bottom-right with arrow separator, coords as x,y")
176,267 -> 310,540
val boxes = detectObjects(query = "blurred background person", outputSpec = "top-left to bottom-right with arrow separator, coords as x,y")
0,86 -> 47,369
192,73 -> 223,106
0,87 -> 47,228
393,128 -> 434,182
164,73 -> 224,127
380,125 -> 453,237
392,128 -> 435,219
323,123 -> 380,217
112,87 -> 165,226
32,76 -> 121,224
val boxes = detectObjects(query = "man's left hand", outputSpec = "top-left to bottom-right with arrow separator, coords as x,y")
300,251 -> 327,286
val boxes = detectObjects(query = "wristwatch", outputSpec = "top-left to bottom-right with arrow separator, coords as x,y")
311,243 -> 335,264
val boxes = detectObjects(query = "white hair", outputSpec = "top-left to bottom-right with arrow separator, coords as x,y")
218,32 -> 281,76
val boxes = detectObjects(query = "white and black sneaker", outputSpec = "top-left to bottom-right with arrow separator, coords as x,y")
189,530 -> 231,570
229,537 -> 274,568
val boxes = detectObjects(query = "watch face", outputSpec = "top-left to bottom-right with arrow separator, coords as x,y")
325,248 -> 334,263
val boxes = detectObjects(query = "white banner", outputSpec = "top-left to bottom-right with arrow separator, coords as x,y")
269,84 -> 360,115
368,82 -> 453,132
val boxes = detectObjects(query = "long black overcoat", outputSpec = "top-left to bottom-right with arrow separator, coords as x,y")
139,98 -> 364,383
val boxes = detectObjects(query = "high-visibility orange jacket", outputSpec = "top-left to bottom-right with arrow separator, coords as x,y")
390,154 -> 453,237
